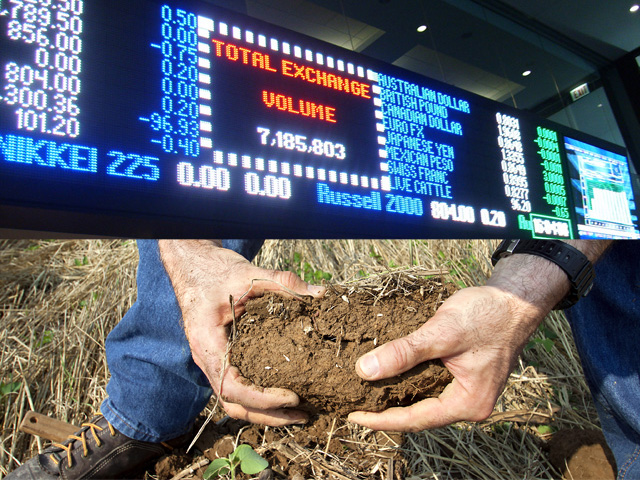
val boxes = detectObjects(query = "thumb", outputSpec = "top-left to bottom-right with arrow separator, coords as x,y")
257,268 -> 326,298
355,324 -> 448,381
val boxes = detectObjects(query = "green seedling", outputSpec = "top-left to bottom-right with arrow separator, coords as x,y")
36,330 -> 54,347
203,444 -> 268,480
74,256 -> 89,266
0,381 -> 21,397
525,326 -> 558,354
286,252 -> 332,284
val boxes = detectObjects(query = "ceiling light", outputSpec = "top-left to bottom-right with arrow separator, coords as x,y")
417,25 -> 428,33
631,4 -> 639,12
522,70 -> 532,77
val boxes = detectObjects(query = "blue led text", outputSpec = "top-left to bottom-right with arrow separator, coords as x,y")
0,133 -> 97,173
317,183 -> 381,211
377,73 -> 468,200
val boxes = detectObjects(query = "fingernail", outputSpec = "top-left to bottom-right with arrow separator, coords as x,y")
307,285 -> 325,296
293,417 -> 308,425
359,354 -> 379,378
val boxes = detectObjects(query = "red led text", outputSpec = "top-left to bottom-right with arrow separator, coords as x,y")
210,39 -> 278,72
281,60 -> 371,99
262,90 -> 337,123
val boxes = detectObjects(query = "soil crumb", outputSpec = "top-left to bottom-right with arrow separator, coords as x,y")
547,428 -> 616,480
230,274 -> 455,416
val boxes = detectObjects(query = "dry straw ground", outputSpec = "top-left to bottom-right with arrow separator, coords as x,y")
0,240 -> 600,479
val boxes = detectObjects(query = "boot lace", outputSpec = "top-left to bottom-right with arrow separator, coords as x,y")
49,418 -> 116,469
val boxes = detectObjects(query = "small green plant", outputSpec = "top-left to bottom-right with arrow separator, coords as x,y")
203,444 -> 268,480
0,381 -> 21,397
74,255 -> 89,266
285,252 -> 332,284
537,425 -> 556,435
525,326 -> 558,354
35,330 -> 54,347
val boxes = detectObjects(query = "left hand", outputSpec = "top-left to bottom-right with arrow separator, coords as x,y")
159,240 -> 326,426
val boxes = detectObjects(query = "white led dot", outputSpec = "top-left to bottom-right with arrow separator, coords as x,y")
198,17 -> 214,31
198,58 -> 211,69
255,158 -> 265,171
199,105 -> 212,116
201,138 -> 213,149
198,42 -> 210,53
199,89 -> 211,100
376,123 -> 385,132
214,151 -> 224,164
294,164 -> 303,177
197,28 -> 210,39
381,176 -> 391,192
316,53 -> 324,65
318,169 -> 326,181
380,162 -> 389,172
232,26 -> 241,39
219,22 -> 228,35
306,167 -> 315,179
200,121 -> 212,132
305,49 -> 313,62
242,155 -> 251,169
199,73 -> 211,84
270,38 -> 278,51
347,63 -> 355,75
340,173 -> 348,184
329,170 -> 338,182
373,97 -> 382,107
357,66 -> 364,77
350,174 -> 358,186
367,70 -> 378,81
372,85 -> 381,94
281,162 -> 290,175
228,153 -> 238,166
258,35 -> 267,47
377,136 -> 386,145
282,42 -> 291,54
379,149 -> 388,159
294,46 -> 302,58
375,110 -> 383,119
337,60 -> 345,71
269,160 -> 278,173
245,30 -> 254,43
361,176 -> 369,188
371,178 -> 380,189
327,56 -> 335,68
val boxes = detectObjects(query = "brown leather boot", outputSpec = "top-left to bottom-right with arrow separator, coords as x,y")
6,415 -> 189,479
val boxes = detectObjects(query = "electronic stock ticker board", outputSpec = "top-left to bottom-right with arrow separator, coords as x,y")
1,0 -> 638,238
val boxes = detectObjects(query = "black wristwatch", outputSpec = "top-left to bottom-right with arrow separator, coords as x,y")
491,239 -> 595,310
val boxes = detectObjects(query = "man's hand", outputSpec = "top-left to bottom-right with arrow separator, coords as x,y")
159,240 -> 325,427
348,241 -> 610,432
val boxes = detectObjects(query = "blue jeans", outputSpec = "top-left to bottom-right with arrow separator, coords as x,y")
565,240 -> 640,479
101,240 -> 263,443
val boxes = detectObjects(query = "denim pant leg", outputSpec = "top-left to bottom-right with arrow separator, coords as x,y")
565,241 -> 640,478
101,239 -> 264,442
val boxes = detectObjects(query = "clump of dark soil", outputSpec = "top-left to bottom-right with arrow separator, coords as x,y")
547,428 -> 616,479
230,274 -> 456,416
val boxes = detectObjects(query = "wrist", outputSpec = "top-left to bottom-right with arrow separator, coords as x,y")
488,251 -> 570,313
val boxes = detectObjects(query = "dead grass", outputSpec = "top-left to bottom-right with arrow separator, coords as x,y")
0,240 -> 598,479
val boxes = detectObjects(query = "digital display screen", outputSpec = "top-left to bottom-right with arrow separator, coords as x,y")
1,0 -> 638,238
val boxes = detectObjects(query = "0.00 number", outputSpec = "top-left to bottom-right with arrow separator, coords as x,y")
245,172 -> 292,199
177,162 -> 230,190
